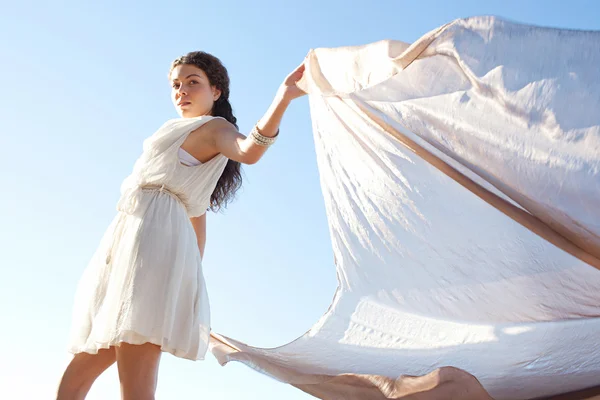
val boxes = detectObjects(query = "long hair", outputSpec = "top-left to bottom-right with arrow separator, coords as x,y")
169,51 -> 242,212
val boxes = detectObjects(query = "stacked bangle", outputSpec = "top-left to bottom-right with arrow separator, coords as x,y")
250,124 -> 279,147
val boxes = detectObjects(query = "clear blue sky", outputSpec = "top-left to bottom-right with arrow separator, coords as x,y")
1,1 -> 598,399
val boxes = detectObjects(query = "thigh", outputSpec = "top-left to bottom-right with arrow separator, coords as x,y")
115,342 -> 162,400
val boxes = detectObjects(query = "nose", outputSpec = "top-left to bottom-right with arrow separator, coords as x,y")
177,85 -> 187,96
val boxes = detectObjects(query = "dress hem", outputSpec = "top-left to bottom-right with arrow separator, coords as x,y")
68,331 -> 208,361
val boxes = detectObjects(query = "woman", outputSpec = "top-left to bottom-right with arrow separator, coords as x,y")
57,51 -> 306,400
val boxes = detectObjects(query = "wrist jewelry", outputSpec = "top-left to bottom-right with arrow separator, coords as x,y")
250,124 -> 279,147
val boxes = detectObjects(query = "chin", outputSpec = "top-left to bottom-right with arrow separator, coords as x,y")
179,110 -> 196,118
179,109 -> 208,119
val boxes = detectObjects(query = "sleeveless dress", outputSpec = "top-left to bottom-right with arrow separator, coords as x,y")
68,115 -> 229,361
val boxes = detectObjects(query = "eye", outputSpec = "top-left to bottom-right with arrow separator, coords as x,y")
189,80 -> 199,85
172,82 -> 180,89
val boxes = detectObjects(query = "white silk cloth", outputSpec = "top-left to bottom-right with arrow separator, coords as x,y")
209,16 -> 600,400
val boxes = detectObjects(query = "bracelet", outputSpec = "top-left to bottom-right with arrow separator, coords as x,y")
249,124 -> 279,147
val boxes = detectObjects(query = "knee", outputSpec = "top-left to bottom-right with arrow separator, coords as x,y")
56,370 -> 92,400
121,390 -> 155,400
57,360 -> 101,400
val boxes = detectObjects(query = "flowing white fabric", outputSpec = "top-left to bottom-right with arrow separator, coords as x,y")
69,116 -> 228,360
209,16 -> 600,399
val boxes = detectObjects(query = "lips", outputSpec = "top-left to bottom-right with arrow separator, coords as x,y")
178,101 -> 191,107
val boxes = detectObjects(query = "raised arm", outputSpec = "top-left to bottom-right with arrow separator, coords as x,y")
190,62 -> 306,165
210,93 -> 291,164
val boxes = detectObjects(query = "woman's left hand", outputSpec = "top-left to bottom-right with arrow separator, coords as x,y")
278,62 -> 307,103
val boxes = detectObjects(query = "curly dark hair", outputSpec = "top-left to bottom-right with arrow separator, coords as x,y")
169,51 -> 243,212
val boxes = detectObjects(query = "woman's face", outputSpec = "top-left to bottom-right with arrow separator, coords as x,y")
170,64 -> 221,118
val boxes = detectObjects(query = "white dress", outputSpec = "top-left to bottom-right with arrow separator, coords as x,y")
68,115 -> 228,360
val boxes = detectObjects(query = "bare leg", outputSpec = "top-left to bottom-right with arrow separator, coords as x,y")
56,347 -> 116,400
115,342 -> 162,400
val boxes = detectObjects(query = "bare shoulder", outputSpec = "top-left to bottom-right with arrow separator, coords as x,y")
197,117 -> 238,136
184,117 -> 237,150
185,116 -> 251,164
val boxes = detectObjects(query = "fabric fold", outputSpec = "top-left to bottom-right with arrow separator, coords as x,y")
210,16 -> 600,399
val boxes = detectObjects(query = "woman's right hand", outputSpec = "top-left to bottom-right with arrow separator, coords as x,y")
277,62 -> 307,103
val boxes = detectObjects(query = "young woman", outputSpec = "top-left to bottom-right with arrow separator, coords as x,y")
57,51 -> 306,400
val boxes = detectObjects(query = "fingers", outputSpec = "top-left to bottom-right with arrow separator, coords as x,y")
287,62 -> 306,79
285,63 -> 306,84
